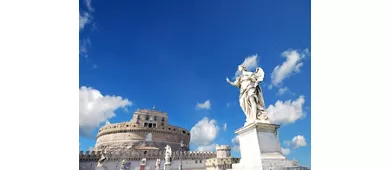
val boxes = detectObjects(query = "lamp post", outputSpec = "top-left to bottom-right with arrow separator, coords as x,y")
179,141 -> 184,170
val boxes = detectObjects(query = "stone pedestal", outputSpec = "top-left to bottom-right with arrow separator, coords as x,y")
231,120 -> 285,170
164,163 -> 171,170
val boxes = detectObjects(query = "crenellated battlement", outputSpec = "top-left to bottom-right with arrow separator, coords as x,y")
216,145 -> 231,150
136,108 -> 167,115
79,150 -> 216,161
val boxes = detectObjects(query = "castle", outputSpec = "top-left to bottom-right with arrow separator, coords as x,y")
94,108 -> 190,152
79,108 -> 309,170
80,108 -> 240,170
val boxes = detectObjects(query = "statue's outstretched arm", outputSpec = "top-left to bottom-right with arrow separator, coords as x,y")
226,77 -> 238,87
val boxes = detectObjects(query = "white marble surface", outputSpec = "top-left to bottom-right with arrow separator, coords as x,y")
232,123 -> 264,170
226,65 -> 269,124
231,121 -> 286,170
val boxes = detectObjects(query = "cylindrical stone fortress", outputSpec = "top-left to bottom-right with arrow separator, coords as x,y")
95,108 -> 190,151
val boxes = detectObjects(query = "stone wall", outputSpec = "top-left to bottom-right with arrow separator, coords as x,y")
80,150 -> 216,161
95,129 -> 190,151
80,150 -> 216,170
80,159 -> 208,170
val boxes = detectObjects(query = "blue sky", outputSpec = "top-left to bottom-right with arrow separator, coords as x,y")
79,0 -> 311,167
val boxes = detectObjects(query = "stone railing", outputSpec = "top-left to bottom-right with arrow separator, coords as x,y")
79,150 -> 216,161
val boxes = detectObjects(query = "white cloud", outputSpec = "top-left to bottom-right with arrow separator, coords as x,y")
271,49 -> 309,86
84,0 -> 94,12
277,87 -> 289,96
231,136 -> 240,152
291,135 -> 307,149
241,54 -> 258,70
79,86 -> 132,138
105,120 -> 111,125
80,0 -> 94,29
80,0 -> 96,64
266,95 -> 305,125
79,12 -> 92,31
223,123 -> 227,131
196,143 -> 217,152
235,54 -> 258,77
282,147 -> 291,155
190,117 -> 219,146
80,38 -> 91,58
196,100 -> 211,110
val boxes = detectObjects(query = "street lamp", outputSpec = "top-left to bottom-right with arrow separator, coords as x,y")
179,141 -> 184,170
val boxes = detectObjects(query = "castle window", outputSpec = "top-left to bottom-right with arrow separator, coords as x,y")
195,160 -> 197,163
200,160 -> 202,163
148,123 -> 152,128
144,123 -> 147,127
126,125 -> 129,127
146,115 -> 150,120
168,128 -> 171,130
137,115 -> 140,119
161,123 -> 164,126
182,130 -> 186,134
174,129 -> 176,131
162,117 -> 165,121
154,116 -> 157,121
153,123 -> 156,128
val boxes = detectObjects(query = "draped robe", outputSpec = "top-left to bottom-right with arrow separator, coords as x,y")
237,73 -> 266,122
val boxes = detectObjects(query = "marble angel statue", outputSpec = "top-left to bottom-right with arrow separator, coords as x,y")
96,149 -> 107,168
155,158 -> 161,170
226,65 -> 269,124
119,159 -> 126,170
164,145 -> 172,164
